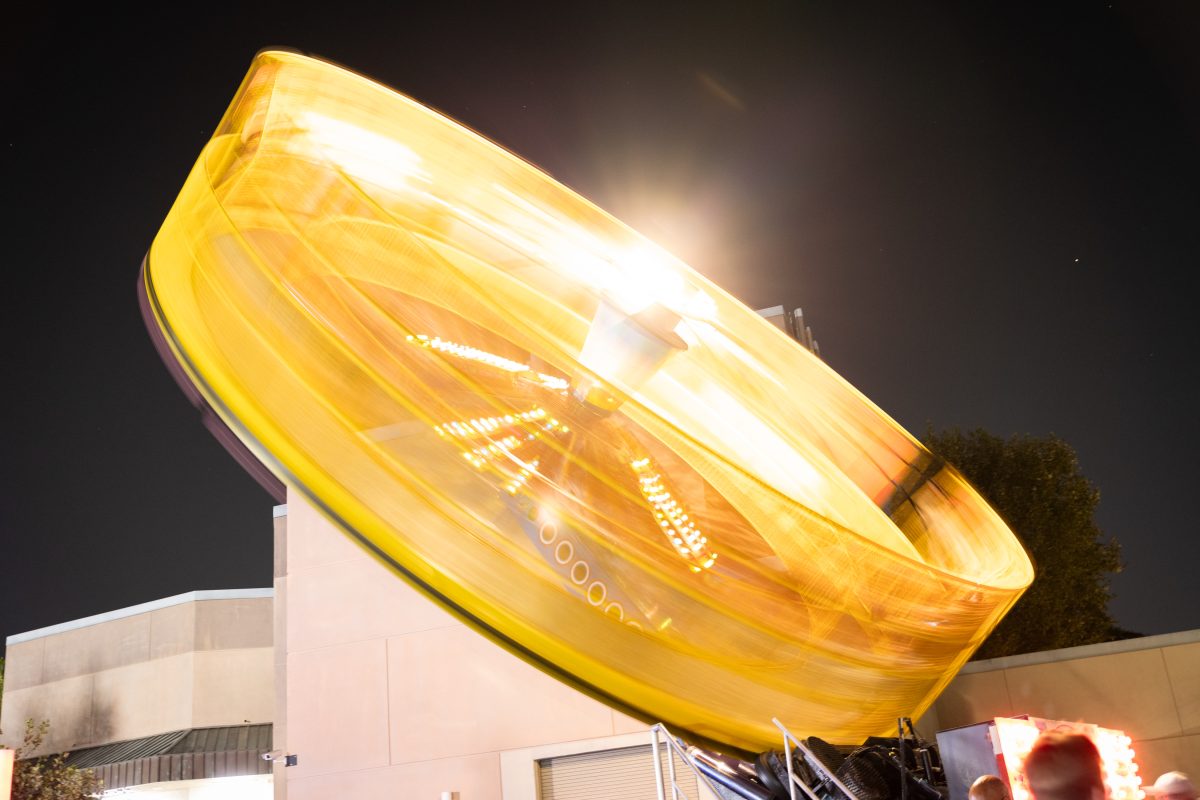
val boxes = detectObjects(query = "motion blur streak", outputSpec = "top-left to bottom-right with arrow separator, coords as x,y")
142,50 -> 1033,751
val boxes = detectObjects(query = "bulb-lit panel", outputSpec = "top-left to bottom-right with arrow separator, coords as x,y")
993,717 -> 1142,800
142,50 -> 1034,751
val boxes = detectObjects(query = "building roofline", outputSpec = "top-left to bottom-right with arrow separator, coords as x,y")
959,627 -> 1200,674
5,588 -> 274,645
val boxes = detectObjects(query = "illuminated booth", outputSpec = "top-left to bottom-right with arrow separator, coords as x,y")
142,50 -> 1034,755
937,716 -> 1142,800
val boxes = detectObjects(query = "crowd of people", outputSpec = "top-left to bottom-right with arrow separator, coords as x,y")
968,733 -> 1194,800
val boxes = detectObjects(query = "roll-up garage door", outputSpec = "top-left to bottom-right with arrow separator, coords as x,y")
537,743 -> 701,800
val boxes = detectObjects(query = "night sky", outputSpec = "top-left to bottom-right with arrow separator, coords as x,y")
3,3 -> 1198,657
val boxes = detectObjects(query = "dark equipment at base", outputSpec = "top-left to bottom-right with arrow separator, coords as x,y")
691,718 -> 948,800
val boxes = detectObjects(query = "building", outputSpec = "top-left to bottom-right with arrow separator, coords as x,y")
0,590 -> 274,799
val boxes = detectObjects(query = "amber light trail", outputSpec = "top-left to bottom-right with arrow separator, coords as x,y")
141,50 -> 1033,752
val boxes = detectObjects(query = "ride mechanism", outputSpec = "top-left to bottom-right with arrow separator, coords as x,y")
141,49 -> 1038,795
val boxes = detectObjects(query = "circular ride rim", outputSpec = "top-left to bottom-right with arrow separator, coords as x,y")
142,50 -> 1033,752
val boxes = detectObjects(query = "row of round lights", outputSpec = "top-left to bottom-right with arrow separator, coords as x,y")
537,515 -> 642,631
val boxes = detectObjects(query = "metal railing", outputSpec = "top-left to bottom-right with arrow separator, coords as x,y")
650,719 -> 867,800
772,717 -> 862,800
650,723 -> 718,800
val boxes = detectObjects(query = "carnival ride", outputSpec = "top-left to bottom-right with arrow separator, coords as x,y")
141,50 -> 1034,753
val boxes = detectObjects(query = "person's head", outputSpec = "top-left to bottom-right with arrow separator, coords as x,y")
1147,773 -> 1197,800
970,774 -> 1011,800
1022,732 -> 1105,800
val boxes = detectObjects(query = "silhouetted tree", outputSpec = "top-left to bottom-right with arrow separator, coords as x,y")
924,428 -> 1125,659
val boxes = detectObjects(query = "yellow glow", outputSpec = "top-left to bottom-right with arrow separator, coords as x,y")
142,50 -> 1033,752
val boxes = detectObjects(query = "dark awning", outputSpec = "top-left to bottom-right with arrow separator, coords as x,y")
60,723 -> 272,790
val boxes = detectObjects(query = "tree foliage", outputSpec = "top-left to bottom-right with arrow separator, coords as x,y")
923,428 -> 1124,660
2,719 -> 102,800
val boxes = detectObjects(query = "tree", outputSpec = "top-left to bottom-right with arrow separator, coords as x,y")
923,427 -> 1124,660
1,719 -> 101,800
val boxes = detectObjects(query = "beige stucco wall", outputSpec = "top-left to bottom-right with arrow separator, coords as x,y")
919,632 -> 1200,783
277,492 -> 650,800
1,593 -> 273,756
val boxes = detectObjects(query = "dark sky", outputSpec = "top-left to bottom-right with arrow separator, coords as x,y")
3,3 -> 1198,657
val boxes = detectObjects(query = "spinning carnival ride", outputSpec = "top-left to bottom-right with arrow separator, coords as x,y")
141,50 -> 1034,753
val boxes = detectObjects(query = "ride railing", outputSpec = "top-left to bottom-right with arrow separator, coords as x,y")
650,719 -> 871,800
650,723 -> 721,800
772,717 -> 863,800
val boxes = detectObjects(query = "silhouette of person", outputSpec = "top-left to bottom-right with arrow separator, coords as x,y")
971,774 -> 1011,800
1022,733 -> 1106,800
1147,773 -> 1197,800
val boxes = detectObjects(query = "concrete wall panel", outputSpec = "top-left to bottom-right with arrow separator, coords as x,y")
192,648 -> 275,727
92,652 -> 195,745
1163,642 -> 1200,735
286,556 -> 456,653
285,498 -> 365,572
931,669 -> 1013,730
1004,649 -> 1177,740
612,710 -> 651,736
195,598 -> 273,650
1,638 -> 45,691
1134,734 -> 1200,788
286,638 -> 391,778
0,674 -> 94,754
286,753 -> 501,800
149,601 -> 196,659
41,612 -> 151,683
386,626 -> 616,763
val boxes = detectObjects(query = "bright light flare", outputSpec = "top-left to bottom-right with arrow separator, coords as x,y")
296,110 -> 428,192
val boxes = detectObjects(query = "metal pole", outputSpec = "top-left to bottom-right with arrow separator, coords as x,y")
666,732 -> 680,800
784,736 -> 798,800
651,725 -> 667,800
